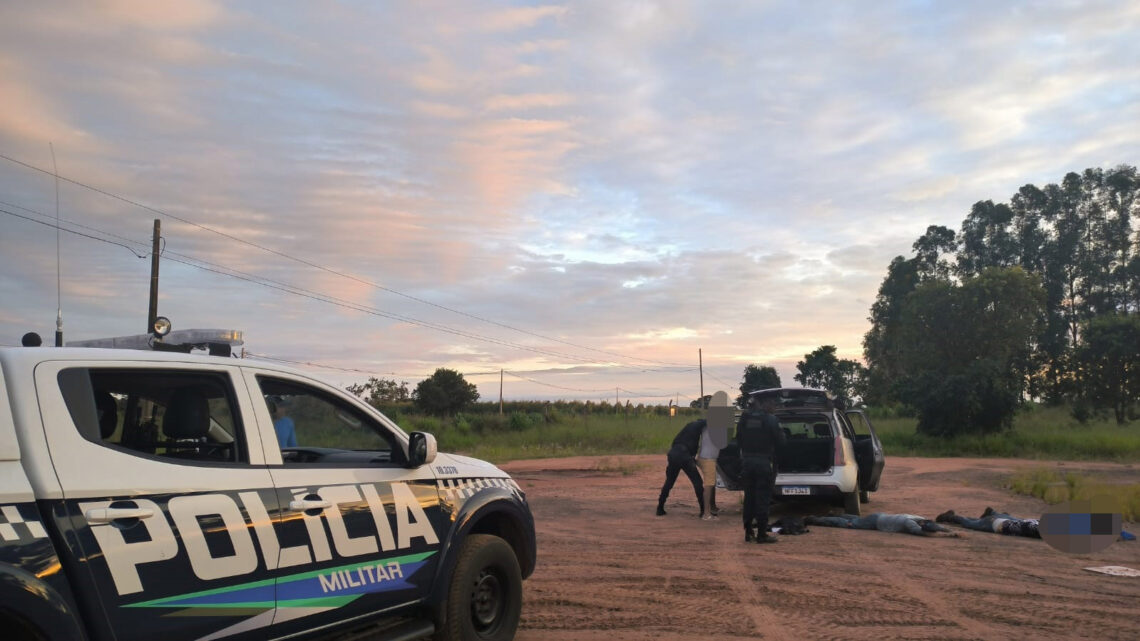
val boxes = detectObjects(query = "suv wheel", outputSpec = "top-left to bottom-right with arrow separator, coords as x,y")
436,534 -> 522,641
859,489 -> 869,504
843,491 -> 861,516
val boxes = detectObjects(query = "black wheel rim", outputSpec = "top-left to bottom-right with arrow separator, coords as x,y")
471,568 -> 505,633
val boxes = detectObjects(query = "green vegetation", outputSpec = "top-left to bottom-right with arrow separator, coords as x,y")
794,345 -> 864,408
862,165 -> 1140,427
870,405 -> 1140,461
402,410 -> 694,463
1008,467 -> 1140,521
338,399 -> 1140,465
345,380 -> 1140,465
731,364 -> 782,408
413,368 -> 479,416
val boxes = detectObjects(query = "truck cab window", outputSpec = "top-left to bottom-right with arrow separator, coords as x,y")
256,376 -> 403,466
58,368 -> 247,464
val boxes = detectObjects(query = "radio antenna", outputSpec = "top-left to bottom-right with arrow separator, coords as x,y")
50,142 -> 63,346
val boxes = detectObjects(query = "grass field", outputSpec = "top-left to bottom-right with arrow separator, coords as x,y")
1008,467 -> 1140,521
871,404 -> 1140,461
402,412 -> 687,462
389,403 -> 1140,464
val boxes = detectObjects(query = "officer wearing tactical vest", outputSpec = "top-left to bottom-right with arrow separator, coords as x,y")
655,418 -> 707,517
737,396 -> 785,543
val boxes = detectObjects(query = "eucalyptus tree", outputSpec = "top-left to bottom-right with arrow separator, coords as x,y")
1074,314 -> 1140,424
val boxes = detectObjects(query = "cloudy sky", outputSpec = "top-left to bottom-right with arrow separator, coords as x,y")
1,1 -> 1138,404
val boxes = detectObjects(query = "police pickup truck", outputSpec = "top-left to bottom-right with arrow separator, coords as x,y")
0,344 -> 535,641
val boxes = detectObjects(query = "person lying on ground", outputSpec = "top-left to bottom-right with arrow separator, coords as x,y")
804,512 -> 960,537
936,507 -> 1040,538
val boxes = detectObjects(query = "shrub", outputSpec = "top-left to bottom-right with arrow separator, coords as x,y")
508,412 -> 532,431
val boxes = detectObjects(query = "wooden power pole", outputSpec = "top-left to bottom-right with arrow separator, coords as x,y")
147,219 -> 161,331
699,348 -> 705,408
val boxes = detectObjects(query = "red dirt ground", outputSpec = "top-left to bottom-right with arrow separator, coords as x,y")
499,455 -> 1140,641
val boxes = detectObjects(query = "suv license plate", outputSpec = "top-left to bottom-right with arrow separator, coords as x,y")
782,486 -> 811,496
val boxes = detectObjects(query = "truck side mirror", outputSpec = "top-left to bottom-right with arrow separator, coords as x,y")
407,432 -> 438,468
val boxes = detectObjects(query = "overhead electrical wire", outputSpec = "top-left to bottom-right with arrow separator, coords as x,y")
705,371 -> 739,390
3,198 -> 740,401
3,208 -> 734,402
1,202 -> 696,373
0,152 -> 694,368
244,353 -> 685,401
0,207 -> 149,258
161,251 -> 690,370
243,352 -> 428,379
503,370 -> 612,393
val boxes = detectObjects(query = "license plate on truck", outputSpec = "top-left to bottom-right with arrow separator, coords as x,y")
782,486 -> 811,495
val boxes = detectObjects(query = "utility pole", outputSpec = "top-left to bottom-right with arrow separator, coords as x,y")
51,142 -> 62,347
699,348 -> 705,408
499,369 -> 504,415
147,219 -> 161,331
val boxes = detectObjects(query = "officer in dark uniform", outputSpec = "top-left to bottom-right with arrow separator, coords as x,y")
737,397 -> 785,543
656,418 -> 707,517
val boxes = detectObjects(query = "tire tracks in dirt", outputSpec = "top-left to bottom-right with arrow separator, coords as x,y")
508,455 -> 1140,641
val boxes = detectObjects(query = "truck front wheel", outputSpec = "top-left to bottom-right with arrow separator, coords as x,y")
436,534 -> 522,641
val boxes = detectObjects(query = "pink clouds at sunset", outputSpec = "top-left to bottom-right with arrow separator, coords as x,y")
1,1 -> 1138,402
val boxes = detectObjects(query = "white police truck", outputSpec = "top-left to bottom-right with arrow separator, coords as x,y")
0,338 -> 535,641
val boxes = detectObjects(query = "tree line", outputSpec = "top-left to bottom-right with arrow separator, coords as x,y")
731,166 -> 1139,435
349,369 -> 691,419
861,165 -> 1140,433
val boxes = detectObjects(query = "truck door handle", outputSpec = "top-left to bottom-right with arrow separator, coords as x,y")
85,508 -> 155,524
289,499 -> 332,512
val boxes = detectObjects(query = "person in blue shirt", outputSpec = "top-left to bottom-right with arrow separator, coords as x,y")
267,396 -> 297,449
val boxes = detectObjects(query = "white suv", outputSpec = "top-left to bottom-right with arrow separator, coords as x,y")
716,388 -> 884,514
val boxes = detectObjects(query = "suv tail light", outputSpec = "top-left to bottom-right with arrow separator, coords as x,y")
834,441 -> 846,466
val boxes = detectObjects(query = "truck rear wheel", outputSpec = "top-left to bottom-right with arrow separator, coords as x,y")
436,534 -> 522,641
843,491 -> 861,516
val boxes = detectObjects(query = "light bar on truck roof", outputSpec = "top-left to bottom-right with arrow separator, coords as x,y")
67,329 -> 244,351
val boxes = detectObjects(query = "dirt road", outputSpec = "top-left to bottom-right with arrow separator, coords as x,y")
500,455 -> 1140,641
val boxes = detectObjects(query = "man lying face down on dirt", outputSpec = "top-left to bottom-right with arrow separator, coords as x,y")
804,513 -> 959,537
936,507 -> 1041,538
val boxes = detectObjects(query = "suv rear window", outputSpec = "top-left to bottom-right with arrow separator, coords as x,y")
777,414 -> 834,439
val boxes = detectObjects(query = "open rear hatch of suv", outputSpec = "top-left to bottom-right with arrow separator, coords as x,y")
773,411 -> 834,474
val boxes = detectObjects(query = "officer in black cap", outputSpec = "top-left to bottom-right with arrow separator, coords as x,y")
737,396 -> 785,543
655,418 -> 707,517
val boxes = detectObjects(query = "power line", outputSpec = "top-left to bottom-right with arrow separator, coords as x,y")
503,370 -> 612,393
3,203 -> 719,401
1,203 -> 695,372
244,352 -> 430,379
705,371 -> 739,390
617,387 -> 680,398
0,199 -> 153,251
161,252 -> 682,368
0,153 -> 694,368
244,352 -> 688,401
1,207 -> 149,258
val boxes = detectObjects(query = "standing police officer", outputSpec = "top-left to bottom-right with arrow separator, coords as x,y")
656,418 -> 707,517
737,396 -> 785,543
